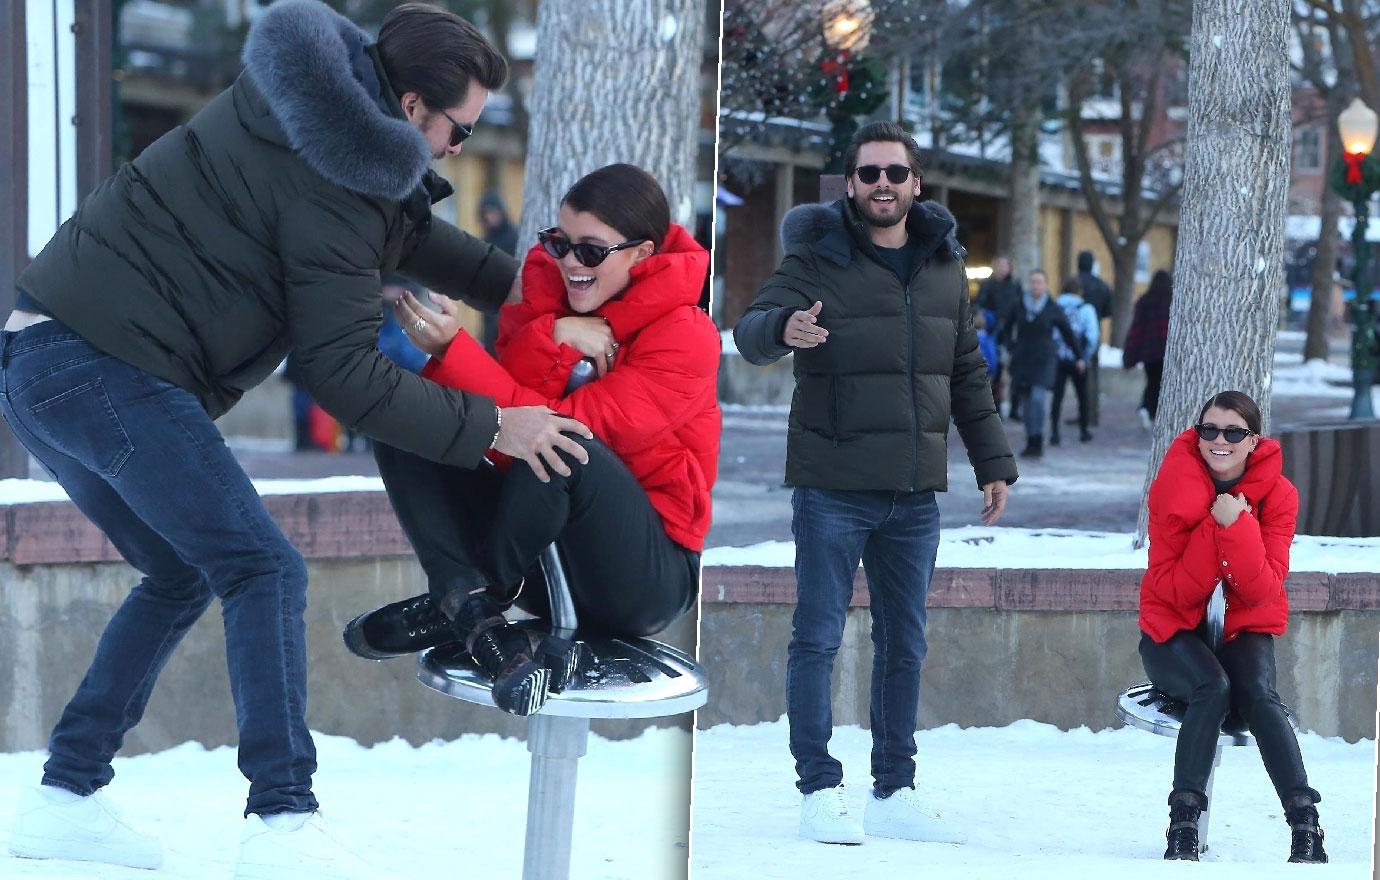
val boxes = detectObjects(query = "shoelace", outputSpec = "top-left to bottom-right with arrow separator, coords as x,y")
401,597 -> 441,638
1290,826 -> 1324,860
821,787 -> 852,817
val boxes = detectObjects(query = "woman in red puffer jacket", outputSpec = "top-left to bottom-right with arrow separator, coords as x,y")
343,164 -> 719,717
1139,391 -> 1325,864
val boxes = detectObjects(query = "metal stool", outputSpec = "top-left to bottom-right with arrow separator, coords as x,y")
1114,585 -> 1299,854
417,542 -> 707,880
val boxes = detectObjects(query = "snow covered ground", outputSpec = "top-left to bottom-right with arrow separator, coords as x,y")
704,526 -> 1380,573
0,729 -> 691,879
691,720 -> 1374,878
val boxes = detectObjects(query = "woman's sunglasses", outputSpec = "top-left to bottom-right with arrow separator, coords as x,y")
1195,423 -> 1255,444
853,164 -> 916,185
440,109 -> 473,148
538,228 -> 648,268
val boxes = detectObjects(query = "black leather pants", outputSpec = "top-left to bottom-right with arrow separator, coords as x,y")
375,435 -> 698,638
1139,629 -> 1320,808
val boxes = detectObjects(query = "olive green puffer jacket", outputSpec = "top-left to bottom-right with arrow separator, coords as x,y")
16,0 -> 517,468
733,198 -> 1017,492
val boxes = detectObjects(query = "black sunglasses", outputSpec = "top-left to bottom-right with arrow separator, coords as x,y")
853,164 -> 915,185
538,228 -> 648,268
1195,423 -> 1255,444
440,109 -> 473,148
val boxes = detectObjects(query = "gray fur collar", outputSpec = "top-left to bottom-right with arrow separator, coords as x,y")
781,199 -> 965,269
242,0 -> 431,201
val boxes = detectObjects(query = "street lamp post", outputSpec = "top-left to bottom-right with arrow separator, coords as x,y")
1331,97 -> 1380,420
818,0 -> 876,173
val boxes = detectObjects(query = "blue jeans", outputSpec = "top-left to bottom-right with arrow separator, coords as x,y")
0,321 -> 317,816
787,486 -> 941,795
1022,384 -> 1050,439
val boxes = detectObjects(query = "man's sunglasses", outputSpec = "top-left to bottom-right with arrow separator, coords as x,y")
1195,423 -> 1255,444
853,164 -> 916,185
440,109 -> 473,148
538,228 -> 648,268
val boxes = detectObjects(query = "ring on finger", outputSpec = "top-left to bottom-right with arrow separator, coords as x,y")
414,318 -> 427,333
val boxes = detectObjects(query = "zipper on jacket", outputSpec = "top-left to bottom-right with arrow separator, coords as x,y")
905,281 -> 919,490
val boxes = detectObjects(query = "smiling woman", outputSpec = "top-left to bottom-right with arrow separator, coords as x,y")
1137,390 -> 1327,863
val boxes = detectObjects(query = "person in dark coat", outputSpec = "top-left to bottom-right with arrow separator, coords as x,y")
974,255 -> 1022,412
478,192 -> 520,352
734,122 -> 1016,846
0,3 -> 587,876
1123,269 -> 1174,428
1138,391 -> 1326,864
1001,269 -> 1084,458
1077,250 -> 1113,426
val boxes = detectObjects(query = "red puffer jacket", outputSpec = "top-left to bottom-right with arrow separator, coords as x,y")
420,223 -> 720,552
1139,428 -> 1299,644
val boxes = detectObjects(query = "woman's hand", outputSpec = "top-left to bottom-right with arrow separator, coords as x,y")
396,290 -> 461,358
553,316 -> 618,376
1211,492 -> 1251,527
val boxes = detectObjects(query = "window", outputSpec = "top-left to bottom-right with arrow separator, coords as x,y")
1295,126 -> 1322,172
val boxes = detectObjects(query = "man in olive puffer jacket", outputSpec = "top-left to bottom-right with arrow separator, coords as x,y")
0,3 -> 589,878
734,122 -> 1017,847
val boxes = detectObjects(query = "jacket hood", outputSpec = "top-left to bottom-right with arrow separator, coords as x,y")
241,0 -> 431,200
780,198 -> 965,271
1158,428 -> 1285,516
521,223 -> 709,341
1056,292 -> 1087,307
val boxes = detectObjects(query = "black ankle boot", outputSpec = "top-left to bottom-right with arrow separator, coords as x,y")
1286,804 -> 1328,863
343,593 -> 450,660
1163,791 -> 1203,861
1019,436 -> 1044,459
1049,431 -> 1061,446
449,593 -> 552,716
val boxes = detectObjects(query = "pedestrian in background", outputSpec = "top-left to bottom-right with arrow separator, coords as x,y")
975,255 -> 1022,414
1050,277 -> 1098,445
1076,250 -> 1112,426
1001,269 -> 1084,459
1124,269 -> 1174,430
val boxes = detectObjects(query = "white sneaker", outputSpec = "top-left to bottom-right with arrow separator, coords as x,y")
6,784 -> 163,869
863,787 -> 967,844
234,812 -> 398,880
799,784 -> 864,845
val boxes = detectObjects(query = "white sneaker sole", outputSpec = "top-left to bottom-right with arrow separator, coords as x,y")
8,830 -> 162,870
863,815 -> 967,844
799,824 -> 864,845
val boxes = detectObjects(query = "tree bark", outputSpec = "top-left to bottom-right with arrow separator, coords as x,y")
516,1 -> 704,252
1008,102 -> 1042,277
1306,97 -> 1344,362
1135,0 -> 1292,546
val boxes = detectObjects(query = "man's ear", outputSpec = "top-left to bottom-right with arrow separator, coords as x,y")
399,91 -> 423,121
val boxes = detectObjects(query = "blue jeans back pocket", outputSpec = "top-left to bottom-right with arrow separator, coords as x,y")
28,377 -> 135,477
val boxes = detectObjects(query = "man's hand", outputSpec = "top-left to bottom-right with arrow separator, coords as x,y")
395,290 -> 461,358
1211,492 -> 1250,527
980,480 -> 1009,526
783,301 -> 828,349
492,406 -> 593,483
554,316 -> 618,377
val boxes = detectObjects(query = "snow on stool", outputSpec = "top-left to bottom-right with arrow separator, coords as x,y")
1113,584 -> 1299,855
416,541 -> 708,880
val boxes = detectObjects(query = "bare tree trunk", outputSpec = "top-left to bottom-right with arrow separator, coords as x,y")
1306,99 -> 1345,362
516,1 -> 704,252
1008,103 -> 1041,277
1135,0 -> 1292,546
1110,244 -> 1138,343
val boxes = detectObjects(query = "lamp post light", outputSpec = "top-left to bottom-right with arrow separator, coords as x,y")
1331,97 -> 1380,420
822,0 -> 873,53
818,0 -> 878,173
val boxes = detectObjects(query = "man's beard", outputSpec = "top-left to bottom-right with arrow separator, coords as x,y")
852,188 -> 914,229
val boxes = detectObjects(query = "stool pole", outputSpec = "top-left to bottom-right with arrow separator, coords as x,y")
1200,743 -> 1222,855
522,713 -> 591,880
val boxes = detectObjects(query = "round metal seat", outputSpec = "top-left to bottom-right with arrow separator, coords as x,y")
418,634 -> 707,719
416,540 -> 705,880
